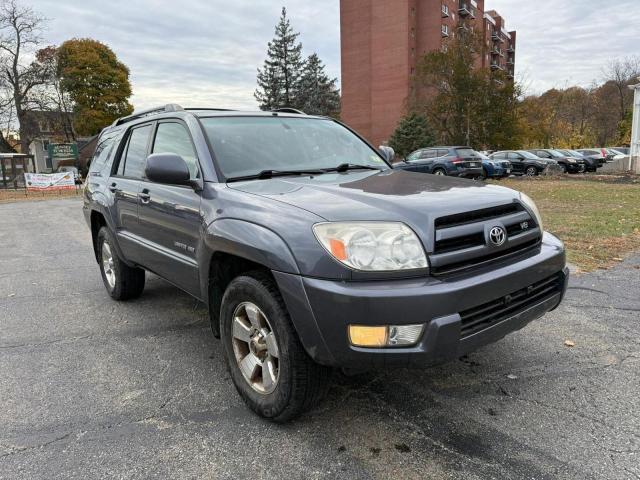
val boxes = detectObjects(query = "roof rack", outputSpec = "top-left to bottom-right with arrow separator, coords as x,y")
111,104 -> 184,127
183,107 -> 235,112
272,108 -> 306,115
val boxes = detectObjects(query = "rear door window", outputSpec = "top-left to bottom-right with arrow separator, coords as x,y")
118,125 -> 153,179
422,150 -> 437,159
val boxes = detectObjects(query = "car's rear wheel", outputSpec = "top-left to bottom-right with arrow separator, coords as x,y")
433,168 -> 446,176
220,272 -> 331,422
525,166 -> 538,177
97,227 -> 145,300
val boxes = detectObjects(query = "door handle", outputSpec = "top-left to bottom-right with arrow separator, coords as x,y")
138,189 -> 151,204
108,182 -> 118,193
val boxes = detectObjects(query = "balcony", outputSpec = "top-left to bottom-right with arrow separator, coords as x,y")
507,57 -> 514,65
459,2 -> 472,16
490,61 -> 504,71
507,45 -> 515,53
491,31 -> 500,42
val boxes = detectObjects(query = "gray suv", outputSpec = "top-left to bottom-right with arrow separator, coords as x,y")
84,105 -> 568,421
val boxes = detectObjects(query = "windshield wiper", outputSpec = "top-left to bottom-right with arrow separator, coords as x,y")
226,169 -> 326,183
323,163 -> 383,173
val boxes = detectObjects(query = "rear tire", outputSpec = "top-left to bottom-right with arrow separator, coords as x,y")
97,227 -> 145,300
220,272 -> 331,422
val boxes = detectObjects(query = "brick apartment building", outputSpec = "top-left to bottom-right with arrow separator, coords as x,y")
340,0 -> 516,148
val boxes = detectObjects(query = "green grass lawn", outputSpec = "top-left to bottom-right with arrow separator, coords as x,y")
495,176 -> 640,271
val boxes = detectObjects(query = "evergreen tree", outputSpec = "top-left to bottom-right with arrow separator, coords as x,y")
388,112 -> 436,158
297,53 -> 340,116
255,7 -> 304,110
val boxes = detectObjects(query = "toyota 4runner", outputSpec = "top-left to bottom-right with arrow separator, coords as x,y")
84,105 -> 568,421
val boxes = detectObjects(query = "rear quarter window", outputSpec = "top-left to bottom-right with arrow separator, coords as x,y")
455,148 -> 478,157
88,135 -> 118,174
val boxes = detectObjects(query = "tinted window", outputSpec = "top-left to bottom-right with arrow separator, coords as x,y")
423,150 -> 438,159
508,152 -> 521,160
153,122 -> 199,179
407,151 -> 421,161
437,149 -> 449,157
120,125 -> 152,178
201,117 -> 387,179
89,136 -> 116,174
493,152 -> 506,159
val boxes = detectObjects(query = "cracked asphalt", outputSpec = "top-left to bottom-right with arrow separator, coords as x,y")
1,197 -> 639,480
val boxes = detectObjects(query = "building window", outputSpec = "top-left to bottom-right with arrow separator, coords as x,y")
441,4 -> 449,17
42,139 -> 50,152
411,7 -> 416,16
441,24 -> 449,37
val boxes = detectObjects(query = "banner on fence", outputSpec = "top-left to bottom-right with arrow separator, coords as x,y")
24,172 -> 76,191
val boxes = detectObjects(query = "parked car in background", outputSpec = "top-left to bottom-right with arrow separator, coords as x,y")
477,152 -> 511,179
556,149 -> 599,173
529,149 -> 585,174
394,146 -> 483,178
606,148 -> 627,161
490,150 -> 558,176
576,149 -> 606,169
610,147 -> 630,155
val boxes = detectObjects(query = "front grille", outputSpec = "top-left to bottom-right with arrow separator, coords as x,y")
459,273 -> 563,338
434,203 -> 522,229
431,203 -> 542,275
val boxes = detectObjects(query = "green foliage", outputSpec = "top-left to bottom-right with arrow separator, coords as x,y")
413,30 -> 522,150
57,38 -> 134,136
297,53 -> 340,116
255,7 -> 304,110
388,112 -> 435,158
255,8 -> 340,115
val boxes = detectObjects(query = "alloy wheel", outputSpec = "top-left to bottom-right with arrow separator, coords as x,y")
231,302 -> 280,394
526,167 -> 537,176
101,242 -> 116,289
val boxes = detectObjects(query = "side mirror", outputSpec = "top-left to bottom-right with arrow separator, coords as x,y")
145,153 -> 191,186
378,145 -> 395,163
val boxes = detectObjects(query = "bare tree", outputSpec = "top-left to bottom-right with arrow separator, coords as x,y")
603,56 -> 640,122
0,0 -> 51,153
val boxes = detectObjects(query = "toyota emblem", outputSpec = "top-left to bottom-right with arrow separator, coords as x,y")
489,226 -> 506,246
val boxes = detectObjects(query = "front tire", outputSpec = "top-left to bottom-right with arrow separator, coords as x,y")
220,272 -> 331,422
433,168 -> 446,176
525,166 -> 538,177
97,227 -> 145,300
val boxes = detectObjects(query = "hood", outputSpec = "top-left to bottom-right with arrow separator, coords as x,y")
227,169 -> 522,223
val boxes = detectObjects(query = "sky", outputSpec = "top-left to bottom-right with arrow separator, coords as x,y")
32,0 -> 640,109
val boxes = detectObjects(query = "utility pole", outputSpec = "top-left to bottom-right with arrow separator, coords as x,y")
629,77 -> 640,174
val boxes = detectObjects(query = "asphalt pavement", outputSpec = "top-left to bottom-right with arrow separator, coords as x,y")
1,198 -> 638,479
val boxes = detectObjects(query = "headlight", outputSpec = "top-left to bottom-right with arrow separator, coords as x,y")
313,222 -> 428,271
519,193 -> 543,232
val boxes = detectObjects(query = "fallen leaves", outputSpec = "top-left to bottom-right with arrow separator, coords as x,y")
564,340 -> 576,348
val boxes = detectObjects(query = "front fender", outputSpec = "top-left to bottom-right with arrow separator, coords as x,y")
199,218 -> 301,301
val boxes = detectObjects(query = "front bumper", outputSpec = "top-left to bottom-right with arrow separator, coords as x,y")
274,233 -> 567,368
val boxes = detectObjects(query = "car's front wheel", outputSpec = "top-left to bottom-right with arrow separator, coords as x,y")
220,272 -> 331,422
525,166 -> 538,177
97,227 -> 145,300
432,167 -> 447,176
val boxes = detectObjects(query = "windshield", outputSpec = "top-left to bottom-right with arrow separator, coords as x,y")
200,116 -> 388,179
518,151 -> 540,159
568,150 -> 584,157
547,150 -> 565,158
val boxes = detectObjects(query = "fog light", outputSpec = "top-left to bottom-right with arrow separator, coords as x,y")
348,324 -> 424,348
